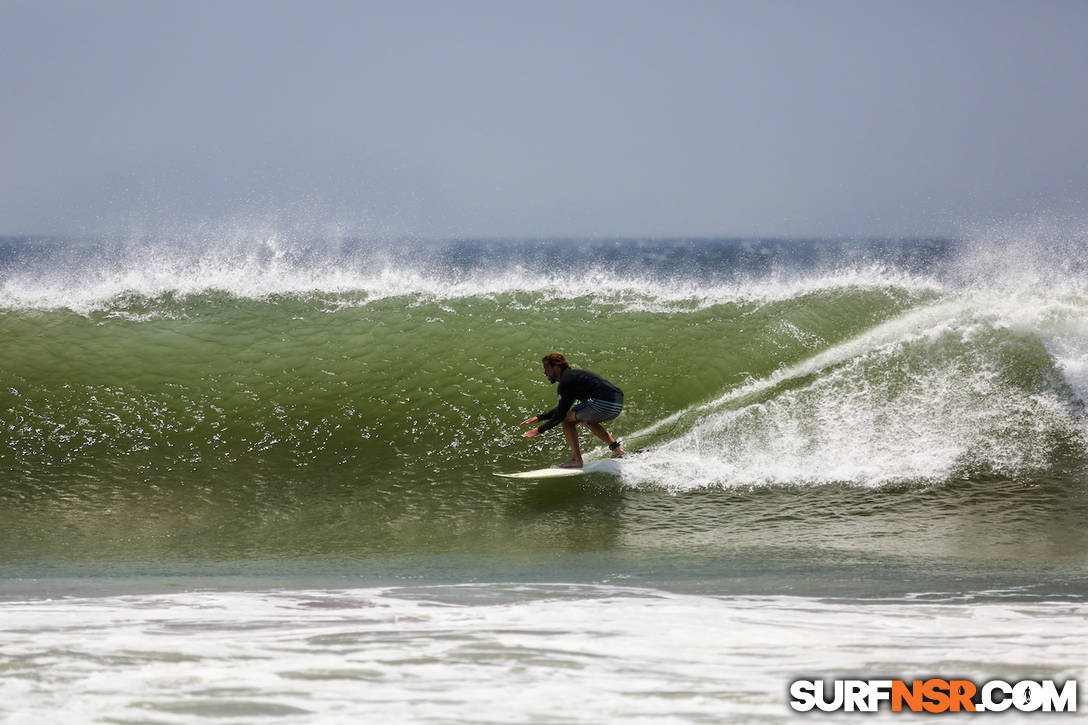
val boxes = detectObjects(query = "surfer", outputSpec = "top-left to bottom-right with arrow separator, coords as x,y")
520,352 -> 626,468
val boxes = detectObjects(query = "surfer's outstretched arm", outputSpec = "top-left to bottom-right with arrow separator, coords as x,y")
520,416 -> 541,437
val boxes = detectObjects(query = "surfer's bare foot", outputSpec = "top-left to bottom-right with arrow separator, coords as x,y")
610,447 -> 626,458
558,459 -> 584,468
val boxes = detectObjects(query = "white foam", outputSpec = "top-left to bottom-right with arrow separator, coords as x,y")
0,585 -> 1084,723
621,290 -> 1088,490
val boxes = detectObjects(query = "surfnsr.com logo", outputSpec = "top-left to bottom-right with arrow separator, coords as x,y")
790,679 -> 1078,713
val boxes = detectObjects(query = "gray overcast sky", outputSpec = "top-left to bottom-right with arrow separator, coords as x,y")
2,0 -> 1087,239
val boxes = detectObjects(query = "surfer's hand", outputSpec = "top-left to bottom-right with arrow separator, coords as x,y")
520,416 -> 538,426
522,428 -> 540,438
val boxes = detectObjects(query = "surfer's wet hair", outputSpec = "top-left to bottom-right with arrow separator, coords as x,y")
542,353 -> 570,370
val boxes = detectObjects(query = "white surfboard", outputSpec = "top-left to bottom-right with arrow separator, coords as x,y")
495,458 -> 624,479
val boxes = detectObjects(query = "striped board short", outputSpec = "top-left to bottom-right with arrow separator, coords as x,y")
573,397 -> 624,424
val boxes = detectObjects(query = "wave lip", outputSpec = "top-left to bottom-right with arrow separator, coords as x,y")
0,262 -> 937,316
0,237 -> 946,314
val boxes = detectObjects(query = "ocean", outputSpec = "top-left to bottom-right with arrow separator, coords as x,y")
1,234 -> 1086,722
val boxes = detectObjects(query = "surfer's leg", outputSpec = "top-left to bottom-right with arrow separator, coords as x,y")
583,422 -> 611,443
585,422 -> 626,458
559,412 -> 583,468
575,400 -> 626,458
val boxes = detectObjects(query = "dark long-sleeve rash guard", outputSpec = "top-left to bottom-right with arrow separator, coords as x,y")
536,368 -> 623,434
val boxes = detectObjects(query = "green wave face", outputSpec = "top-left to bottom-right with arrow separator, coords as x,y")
2,237 -> 1087,567
1,286 -> 924,482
